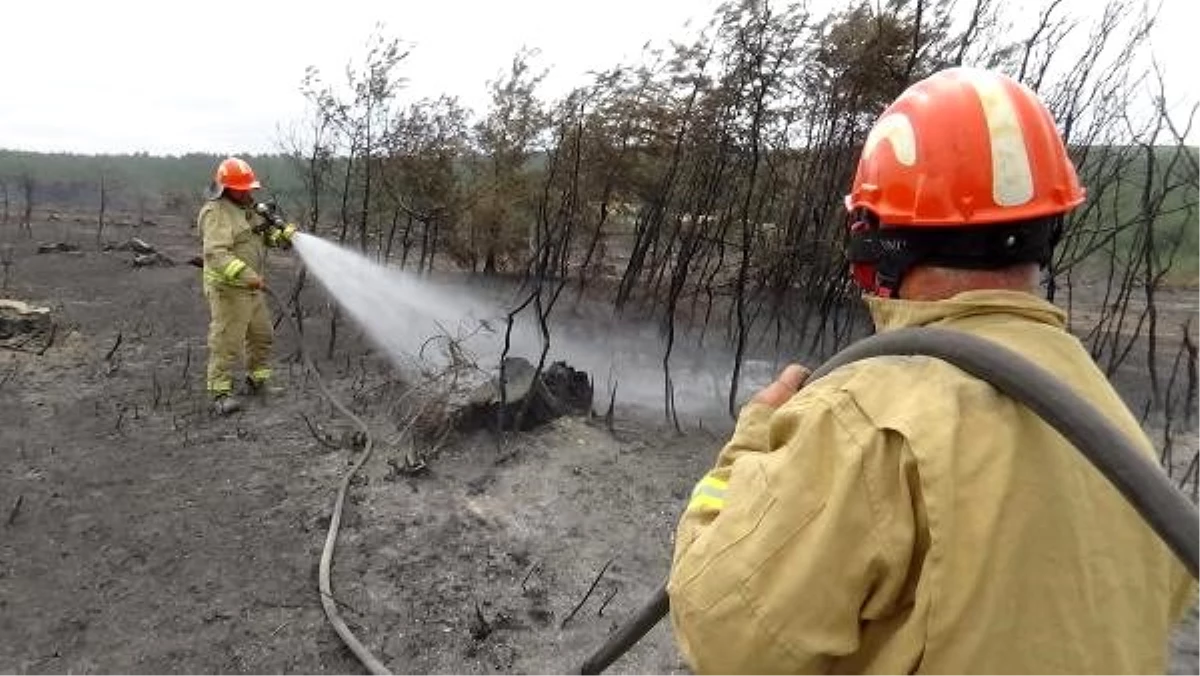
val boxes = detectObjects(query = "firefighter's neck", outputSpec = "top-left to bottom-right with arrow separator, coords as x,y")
898,264 -> 1039,301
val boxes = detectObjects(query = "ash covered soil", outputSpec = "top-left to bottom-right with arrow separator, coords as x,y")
1,216 -> 1195,674
0,217 -> 711,674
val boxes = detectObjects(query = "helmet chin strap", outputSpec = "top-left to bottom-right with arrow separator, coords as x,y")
847,215 -> 1062,299
847,218 -> 923,298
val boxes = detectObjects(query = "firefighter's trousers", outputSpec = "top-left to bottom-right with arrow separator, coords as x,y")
204,284 -> 273,397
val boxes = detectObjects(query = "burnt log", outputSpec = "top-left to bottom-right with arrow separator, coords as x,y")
103,237 -> 156,254
36,242 -> 80,255
455,357 -> 593,432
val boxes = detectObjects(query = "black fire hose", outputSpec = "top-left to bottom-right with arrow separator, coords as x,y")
264,287 -> 392,675
578,326 -> 1200,675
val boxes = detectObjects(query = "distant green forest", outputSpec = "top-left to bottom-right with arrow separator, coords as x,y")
2,145 -> 1194,217
0,150 -> 305,215
1,145 -> 1195,281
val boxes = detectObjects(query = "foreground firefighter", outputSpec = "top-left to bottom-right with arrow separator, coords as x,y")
667,67 -> 1195,673
198,157 -> 297,415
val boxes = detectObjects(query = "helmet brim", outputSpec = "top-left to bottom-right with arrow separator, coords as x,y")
224,179 -> 261,191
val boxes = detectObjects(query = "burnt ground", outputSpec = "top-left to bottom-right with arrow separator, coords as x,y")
0,214 -> 1196,674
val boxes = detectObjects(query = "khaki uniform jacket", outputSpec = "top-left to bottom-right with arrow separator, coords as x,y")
668,290 -> 1194,674
198,198 -> 267,289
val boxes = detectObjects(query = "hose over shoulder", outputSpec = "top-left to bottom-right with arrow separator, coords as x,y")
577,326 -> 1199,674
816,328 -> 1197,576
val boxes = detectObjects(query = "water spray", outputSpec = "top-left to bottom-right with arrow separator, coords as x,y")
290,232 -> 779,420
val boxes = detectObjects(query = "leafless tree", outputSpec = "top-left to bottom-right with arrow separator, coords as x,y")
18,172 -> 34,238
466,48 -> 548,275
301,27 -> 410,359
0,243 -> 13,291
286,0 -> 1195,466
486,0 -> 1195,444
97,170 -> 108,245
378,95 -> 470,272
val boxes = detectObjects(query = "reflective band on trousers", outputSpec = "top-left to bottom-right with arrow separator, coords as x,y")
688,475 -> 728,512
250,367 -> 272,383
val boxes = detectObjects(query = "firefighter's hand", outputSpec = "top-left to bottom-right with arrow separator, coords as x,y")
244,275 -> 265,291
269,223 -> 297,250
751,363 -> 810,408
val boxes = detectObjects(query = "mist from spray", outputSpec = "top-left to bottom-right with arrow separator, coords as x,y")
291,232 -> 779,419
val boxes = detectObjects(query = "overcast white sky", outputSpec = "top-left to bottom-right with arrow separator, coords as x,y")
0,0 -> 1195,155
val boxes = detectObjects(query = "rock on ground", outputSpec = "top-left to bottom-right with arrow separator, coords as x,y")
0,298 -> 51,345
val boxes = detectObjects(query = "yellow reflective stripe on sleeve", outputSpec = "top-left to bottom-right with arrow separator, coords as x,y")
687,474 -> 728,512
692,475 -> 728,495
222,258 -> 247,281
688,493 -> 725,512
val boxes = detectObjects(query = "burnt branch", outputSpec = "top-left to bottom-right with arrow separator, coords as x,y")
104,331 -> 123,362
560,555 -> 616,628
6,494 -> 23,526
300,413 -> 342,450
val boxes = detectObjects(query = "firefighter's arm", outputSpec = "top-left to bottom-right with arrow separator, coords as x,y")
672,401 -> 775,554
667,388 -> 918,674
674,363 -> 808,552
201,208 -> 259,285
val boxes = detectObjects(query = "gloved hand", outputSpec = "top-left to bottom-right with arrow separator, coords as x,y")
244,275 -> 266,291
268,223 -> 297,250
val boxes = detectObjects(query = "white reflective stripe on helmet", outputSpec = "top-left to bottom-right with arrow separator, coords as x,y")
862,112 -> 917,168
964,71 -> 1035,207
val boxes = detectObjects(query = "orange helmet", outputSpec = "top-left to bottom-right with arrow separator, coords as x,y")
845,67 -> 1086,297
214,157 -> 261,192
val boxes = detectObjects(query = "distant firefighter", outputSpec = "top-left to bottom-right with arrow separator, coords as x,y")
196,157 -> 296,415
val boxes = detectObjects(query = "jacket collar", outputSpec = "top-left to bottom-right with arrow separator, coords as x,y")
864,290 -> 1067,333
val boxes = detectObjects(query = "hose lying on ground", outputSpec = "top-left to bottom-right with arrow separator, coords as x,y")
578,326 -> 1200,675
265,288 -> 392,676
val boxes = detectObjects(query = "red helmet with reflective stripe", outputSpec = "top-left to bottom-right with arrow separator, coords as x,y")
847,67 -> 1084,225
214,157 -> 261,192
845,67 -> 1086,296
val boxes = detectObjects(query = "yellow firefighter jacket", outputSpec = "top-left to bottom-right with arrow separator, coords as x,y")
669,289 -> 1195,674
198,197 -> 268,290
